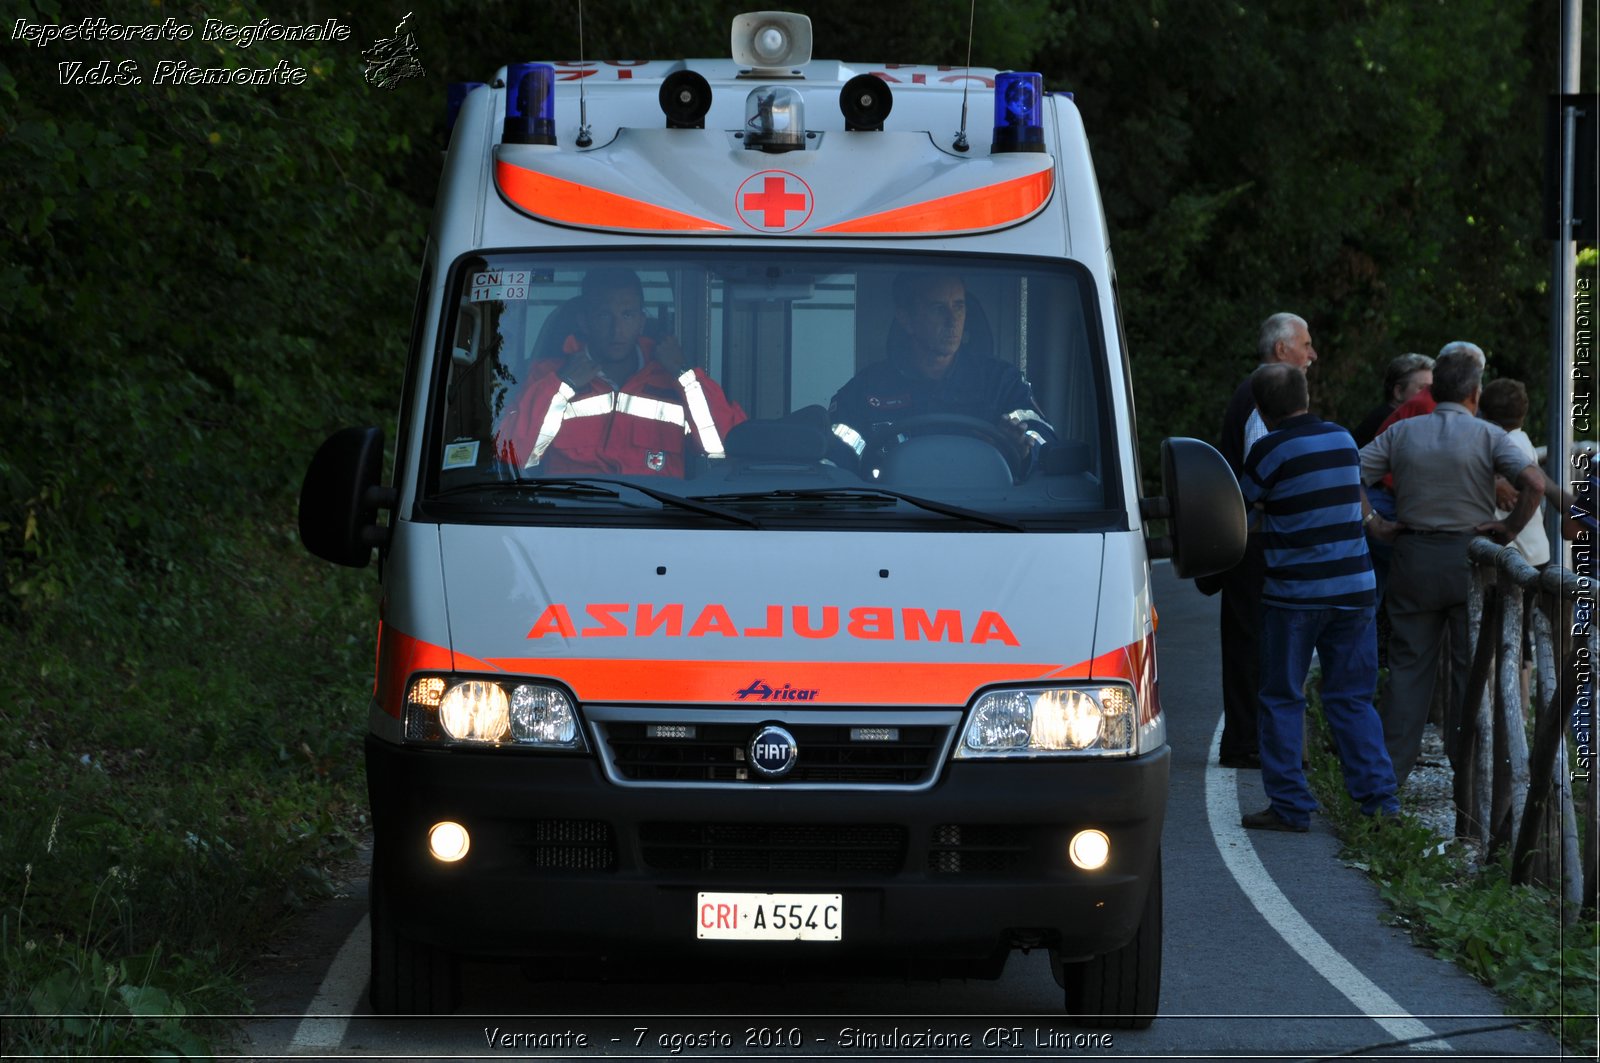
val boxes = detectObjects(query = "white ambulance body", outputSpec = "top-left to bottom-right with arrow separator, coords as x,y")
300,12 -> 1243,1025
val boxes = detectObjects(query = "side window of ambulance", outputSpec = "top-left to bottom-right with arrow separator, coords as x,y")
441,298 -> 506,448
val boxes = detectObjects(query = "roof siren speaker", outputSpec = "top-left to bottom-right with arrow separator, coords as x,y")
839,74 -> 893,131
660,70 -> 714,129
731,11 -> 812,77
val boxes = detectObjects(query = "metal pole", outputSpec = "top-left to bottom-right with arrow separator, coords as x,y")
1546,0 -> 1582,556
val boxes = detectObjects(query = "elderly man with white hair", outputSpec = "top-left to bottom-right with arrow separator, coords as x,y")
1211,312 -> 1318,769
1358,341 -> 1547,785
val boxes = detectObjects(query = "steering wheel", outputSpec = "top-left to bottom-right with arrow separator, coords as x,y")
862,413 -> 1030,482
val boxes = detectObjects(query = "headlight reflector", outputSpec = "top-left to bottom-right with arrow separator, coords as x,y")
439,680 -> 510,742
510,684 -> 577,745
956,685 -> 1137,758
1032,689 -> 1101,749
967,690 -> 1032,751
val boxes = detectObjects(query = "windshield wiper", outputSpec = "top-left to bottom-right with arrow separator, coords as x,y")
434,478 -> 761,528
432,479 -> 618,501
692,487 -> 1025,531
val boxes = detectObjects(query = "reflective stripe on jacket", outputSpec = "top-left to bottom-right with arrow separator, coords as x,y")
496,346 -> 746,477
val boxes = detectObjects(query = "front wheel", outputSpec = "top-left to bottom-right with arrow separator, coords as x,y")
1057,855 -> 1162,1029
368,852 -> 460,1015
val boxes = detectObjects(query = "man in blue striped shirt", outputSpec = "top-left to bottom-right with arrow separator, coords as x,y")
1236,363 -> 1401,832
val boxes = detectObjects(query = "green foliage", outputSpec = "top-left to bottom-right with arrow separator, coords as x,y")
1,0 -> 414,1054
0,517 -> 375,1055
1305,684 -> 1599,1055
1038,0 -> 1583,474
3,910 -> 229,1058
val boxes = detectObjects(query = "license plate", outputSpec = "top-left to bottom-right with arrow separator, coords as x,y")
696,892 -> 842,941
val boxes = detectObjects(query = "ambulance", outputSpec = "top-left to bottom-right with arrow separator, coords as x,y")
299,11 -> 1244,1024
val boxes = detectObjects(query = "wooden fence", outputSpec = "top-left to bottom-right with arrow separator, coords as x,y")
1462,538 -> 1596,922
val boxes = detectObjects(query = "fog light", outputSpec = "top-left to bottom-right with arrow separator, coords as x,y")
1068,829 -> 1110,870
429,821 -> 471,862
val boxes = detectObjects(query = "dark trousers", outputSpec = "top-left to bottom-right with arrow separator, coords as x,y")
1366,486 -> 1398,601
1218,534 -> 1266,759
1259,604 -> 1399,827
1383,533 -> 1472,784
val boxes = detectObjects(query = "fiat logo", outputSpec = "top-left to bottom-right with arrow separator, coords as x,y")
748,724 -> 798,778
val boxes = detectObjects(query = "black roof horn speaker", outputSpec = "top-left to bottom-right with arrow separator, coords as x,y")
660,69 -> 713,129
840,74 -> 893,131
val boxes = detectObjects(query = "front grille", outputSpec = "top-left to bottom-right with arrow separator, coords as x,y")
640,822 -> 907,874
602,721 -> 945,785
927,824 -> 1031,874
513,819 -> 617,871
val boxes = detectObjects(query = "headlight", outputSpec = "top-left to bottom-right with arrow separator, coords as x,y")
405,675 -> 585,750
955,685 -> 1137,758
439,680 -> 509,741
509,684 -> 577,744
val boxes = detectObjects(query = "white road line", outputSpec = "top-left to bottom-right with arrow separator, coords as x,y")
1204,718 -> 1451,1051
288,914 -> 370,1052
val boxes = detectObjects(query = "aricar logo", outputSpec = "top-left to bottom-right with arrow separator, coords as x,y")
735,679 -> 820,701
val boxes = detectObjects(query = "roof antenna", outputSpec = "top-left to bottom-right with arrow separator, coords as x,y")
575,0 -> 593,147
952,0 -> 976,152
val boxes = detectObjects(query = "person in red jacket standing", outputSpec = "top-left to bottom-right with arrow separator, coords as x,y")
496,268 -> 746,477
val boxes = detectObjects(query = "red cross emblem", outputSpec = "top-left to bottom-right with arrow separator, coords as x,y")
735,170 -> 814,232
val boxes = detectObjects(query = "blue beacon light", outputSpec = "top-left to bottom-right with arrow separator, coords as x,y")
991,71 -> 1045,154
446,81 -> 485,134
503,63 -> 557,145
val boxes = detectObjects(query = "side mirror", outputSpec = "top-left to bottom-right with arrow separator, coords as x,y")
1141,437 -> 1246,579
298,427 -> 396,568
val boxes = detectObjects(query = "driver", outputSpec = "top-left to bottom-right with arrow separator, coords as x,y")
827,272 -> 1054,471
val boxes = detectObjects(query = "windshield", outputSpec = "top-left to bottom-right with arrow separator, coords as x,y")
424,250 -> 1118,529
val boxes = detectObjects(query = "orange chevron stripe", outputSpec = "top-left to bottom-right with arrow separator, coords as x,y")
496,160 -> 733,232
814,168 -> 1053,234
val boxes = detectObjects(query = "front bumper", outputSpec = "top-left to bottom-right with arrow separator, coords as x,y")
366,736 -> 1168,967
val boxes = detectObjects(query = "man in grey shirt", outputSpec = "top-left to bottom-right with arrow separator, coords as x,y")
1358,342 -> 1546,784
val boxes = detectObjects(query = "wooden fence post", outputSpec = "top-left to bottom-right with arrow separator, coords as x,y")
1458,564 -> 1499,843
1510,566 -> 1591,919
1513,638 -> 1577,890
1493,561 -> 1534,857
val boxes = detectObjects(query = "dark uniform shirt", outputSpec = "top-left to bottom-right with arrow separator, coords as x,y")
1351,401 -> 1397,450
1219,373 -> 1260,476
827,345 -> 1054,465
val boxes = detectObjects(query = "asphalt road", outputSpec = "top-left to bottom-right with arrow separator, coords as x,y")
239,564 -> 1564,1061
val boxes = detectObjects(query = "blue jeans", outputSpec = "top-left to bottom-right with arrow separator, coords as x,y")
1259,604 -> 1400,826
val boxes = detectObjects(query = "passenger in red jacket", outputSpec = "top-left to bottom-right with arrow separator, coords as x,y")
496,269 -> 746,477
